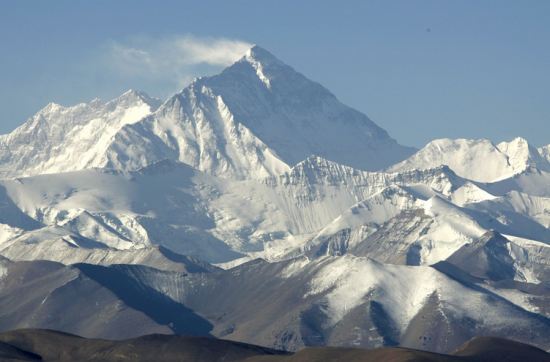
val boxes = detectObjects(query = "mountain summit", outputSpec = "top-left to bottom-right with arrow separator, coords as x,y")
0,46 -> 415,180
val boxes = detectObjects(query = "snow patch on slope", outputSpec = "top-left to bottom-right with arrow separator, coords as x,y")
305,256 -> 437,331
418,196 -> 486,264
451,182 -> 497,206
301,254 -> 540,334
317,186 -> 422,238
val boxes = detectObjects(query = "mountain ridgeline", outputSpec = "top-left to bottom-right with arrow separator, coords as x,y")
1,46 -> 550,356
0,46 -> 415,180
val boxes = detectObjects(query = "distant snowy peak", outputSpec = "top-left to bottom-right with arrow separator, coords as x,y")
30,90 -> 160,130
0,90 -> 161,178
497,137 -> 550,173
105,45 -> 415,180
269,155 -> 465,197
386,138 -> 514,183
539,144 -> 550,163
386,137 -> 550,184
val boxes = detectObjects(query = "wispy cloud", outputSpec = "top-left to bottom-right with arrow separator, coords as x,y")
104,34 -> 252,88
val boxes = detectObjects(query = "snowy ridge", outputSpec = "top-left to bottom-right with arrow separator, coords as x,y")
466,190 -> 550,229
0,46 -> 415,181
450,182 -> 497,206
484,168 -> 550,198
0,160 -> 465,263
0,90 -> 161,179
3,149 -> 550,267
299,255 -> 537,335
316,186 -> 423,238
0,237 -> 215,273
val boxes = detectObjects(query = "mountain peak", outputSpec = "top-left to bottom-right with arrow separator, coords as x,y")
446,229 -> 516,281
386,138 -> 514,183
475,229 -> 505,244
120,89 -> 151,99
106,90 -> 162,113
41,102 -> 64,113
497,137 -> 550,174
244,45 -> 281,64
510,136 -> 528,145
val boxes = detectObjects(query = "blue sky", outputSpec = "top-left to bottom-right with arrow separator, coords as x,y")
1,1 -> 549,148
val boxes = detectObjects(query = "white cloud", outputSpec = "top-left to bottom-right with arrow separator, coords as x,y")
105,34 -> 252,86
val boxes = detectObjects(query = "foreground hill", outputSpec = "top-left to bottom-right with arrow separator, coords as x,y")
0,329 -> 546,362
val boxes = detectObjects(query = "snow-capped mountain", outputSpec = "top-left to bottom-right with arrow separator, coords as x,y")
0,46 -> 415,181
1,45 -> 550,354
0,91 -> 161,178
386,137 -> 550,183
385,138 -> 515,182
539,144 -> 550,163
104,46 -> 416,180
497,137 -> 550,173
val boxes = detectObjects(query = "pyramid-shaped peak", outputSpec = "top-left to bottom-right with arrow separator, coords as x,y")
121,89 -> 144,97
42,102 -> 64,112
244,45 -> 281,64
446,228 -> 516,281
509,136 -> 529,145
116,89 -> 154,102
476,229 -> 506,243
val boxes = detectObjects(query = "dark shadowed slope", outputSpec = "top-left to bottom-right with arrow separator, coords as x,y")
0,329 -> 289,362
0,260 -> 214,339
445,230 -> 516,281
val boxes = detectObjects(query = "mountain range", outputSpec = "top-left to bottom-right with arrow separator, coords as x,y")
1,45 -> 550,355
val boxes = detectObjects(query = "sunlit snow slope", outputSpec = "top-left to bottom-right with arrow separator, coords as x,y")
0,91 -> 161,178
